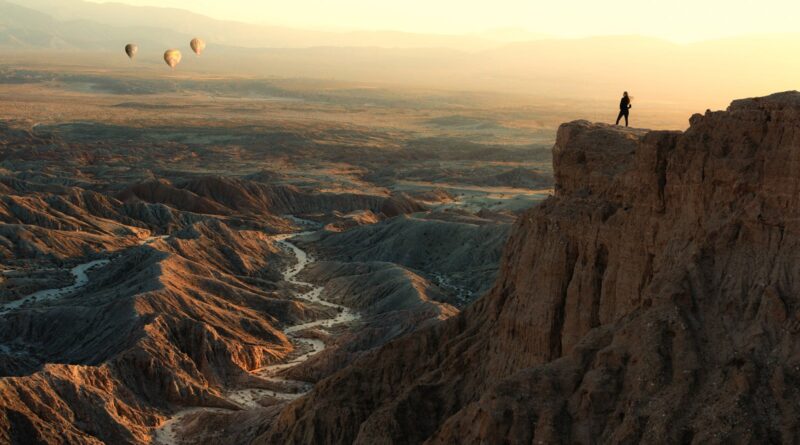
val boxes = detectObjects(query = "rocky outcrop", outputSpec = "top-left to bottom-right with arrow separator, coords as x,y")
260,92 -> 800,444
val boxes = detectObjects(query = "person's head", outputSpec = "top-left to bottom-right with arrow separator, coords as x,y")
623,91 -> 629,97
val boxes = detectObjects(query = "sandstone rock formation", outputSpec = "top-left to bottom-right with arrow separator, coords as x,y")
261,92 -> 800,444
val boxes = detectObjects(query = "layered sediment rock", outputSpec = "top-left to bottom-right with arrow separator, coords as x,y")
261,92 -> 800,444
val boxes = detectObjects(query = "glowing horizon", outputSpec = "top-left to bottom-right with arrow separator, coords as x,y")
88,0 -> 800,43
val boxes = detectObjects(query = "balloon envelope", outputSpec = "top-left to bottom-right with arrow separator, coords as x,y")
164,49 -> 182,69
190,38 -> 206,55
125,44 -> 138,59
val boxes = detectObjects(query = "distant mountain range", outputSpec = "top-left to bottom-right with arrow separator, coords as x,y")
0,0 -> 515,51
2,0 -> 800,110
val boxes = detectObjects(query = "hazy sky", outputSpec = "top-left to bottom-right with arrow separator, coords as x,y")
97,0 -> 798,42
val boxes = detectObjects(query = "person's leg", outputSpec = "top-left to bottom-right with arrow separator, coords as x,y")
616,110 -> 624,125
624,110 -> 629,127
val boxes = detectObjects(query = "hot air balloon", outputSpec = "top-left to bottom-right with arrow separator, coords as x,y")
164,49 -> 182,69
190,38 -> 206,56
125,44 -> 138,60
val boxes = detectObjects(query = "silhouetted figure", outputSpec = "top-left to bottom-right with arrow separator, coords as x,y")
616,91 -> 632,127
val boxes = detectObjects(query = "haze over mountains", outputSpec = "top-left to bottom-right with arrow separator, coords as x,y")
2,0 -> 800,110
0,0 -> 513,51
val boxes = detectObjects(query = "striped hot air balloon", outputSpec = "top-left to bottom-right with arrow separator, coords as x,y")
190,38 -> 206,55
164,49 -> 182,69
125,44 -> 138,59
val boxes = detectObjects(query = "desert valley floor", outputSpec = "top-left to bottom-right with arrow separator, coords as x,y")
0,65 -> 554,444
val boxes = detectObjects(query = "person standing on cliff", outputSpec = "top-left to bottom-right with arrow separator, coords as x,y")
615,92 -> 632,126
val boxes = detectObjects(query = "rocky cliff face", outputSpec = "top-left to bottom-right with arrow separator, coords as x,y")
261,92 -> 800,444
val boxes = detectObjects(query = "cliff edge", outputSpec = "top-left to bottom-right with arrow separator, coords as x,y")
260,91 -> 800,444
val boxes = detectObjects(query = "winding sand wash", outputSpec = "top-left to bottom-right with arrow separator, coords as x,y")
0,259 -> 110,312
153,233 -> 359,444
0,234 -> 166,313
